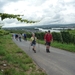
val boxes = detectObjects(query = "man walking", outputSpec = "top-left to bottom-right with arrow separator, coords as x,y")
44,30 -> 53,53
23,33 -> 27,41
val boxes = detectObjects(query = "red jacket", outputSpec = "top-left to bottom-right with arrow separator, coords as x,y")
44,33 -> 53,42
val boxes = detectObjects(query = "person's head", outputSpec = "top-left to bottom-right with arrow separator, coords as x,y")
32,32 -> 35,37
48,30 -> 50,33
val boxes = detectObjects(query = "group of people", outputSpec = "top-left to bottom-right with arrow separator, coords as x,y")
12,30 -> 53,53
30,30 -> 53,53
12,33 -> 27,42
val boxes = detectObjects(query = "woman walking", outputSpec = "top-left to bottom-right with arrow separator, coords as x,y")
30,33 -> 37,53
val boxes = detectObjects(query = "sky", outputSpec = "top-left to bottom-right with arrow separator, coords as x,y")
0,0 -> 75,27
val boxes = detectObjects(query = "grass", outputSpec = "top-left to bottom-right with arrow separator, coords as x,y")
0,34 -> 47,75
40,40 -> 75,52
51,41 -> 75,52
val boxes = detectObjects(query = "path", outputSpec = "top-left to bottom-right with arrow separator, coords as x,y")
13,38 -> 75,75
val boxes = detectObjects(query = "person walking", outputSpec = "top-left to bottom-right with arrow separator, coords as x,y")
44,30 -> 53,53
30,33 -> 37,53
15,33 -> 18,41
18,33 -> 22,42
23,33 -> 27,41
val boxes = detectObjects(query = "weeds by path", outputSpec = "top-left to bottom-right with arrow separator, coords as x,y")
0,34 -> 47,75
35,39 -> 75,52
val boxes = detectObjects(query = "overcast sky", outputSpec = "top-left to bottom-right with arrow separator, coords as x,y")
0,0 -> 75,27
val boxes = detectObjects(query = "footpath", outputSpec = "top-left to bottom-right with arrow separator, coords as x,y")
13,38 -> 75,75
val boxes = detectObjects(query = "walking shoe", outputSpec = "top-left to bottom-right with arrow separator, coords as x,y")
46,49 -> 50,53
32,48 -> 34,51
48,50 -> 50,53
32,48 -> 36,53
34,50 -> 36,53
46,49 -> 48,52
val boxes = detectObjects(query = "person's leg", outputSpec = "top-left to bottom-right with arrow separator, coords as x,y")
16,37 -> 18,41
46,45 -> 49,52
33,45 -> 36,53
46,42 -> 50,53
47,45 -> 50,52
47,42 -> 51,52
16,36 -> 18,41
46,42 -> 49,52
20,37 -> 21,42
24,37 -> 26,40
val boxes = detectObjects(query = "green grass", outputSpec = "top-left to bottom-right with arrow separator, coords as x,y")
51,41 -> 75,52
0,46 -> 6,56
39,39 -> 75,52
0,34 -> 47,75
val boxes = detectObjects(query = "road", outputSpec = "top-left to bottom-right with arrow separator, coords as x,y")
13,38 -> 75,75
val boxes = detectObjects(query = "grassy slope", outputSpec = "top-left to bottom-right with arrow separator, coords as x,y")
36,39 -> 75,52
0,34 -> 47,75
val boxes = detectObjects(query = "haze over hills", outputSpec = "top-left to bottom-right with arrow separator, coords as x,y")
3,23 -> 75,29
34,23 -> 75,29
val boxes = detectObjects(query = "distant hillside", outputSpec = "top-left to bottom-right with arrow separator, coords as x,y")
2,23 -> 75,30
36,24 -> 75,28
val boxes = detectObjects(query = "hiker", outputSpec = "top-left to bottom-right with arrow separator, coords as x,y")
23,33 -> 27,41
15,34 -> 18,41
44,30 -> 53,53
18,33 -> 22,42
30,33 -> 37,53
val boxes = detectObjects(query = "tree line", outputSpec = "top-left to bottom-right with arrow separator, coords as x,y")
26,31 -> 75,45
0,29 -> 75,45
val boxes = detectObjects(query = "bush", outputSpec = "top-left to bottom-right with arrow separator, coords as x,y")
52,32 -> 62,42
61,31 -> 71,44
0,29 -> 9,36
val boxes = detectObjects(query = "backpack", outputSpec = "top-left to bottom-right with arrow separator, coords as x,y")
24,34 -> 26,38
32,37 -> 36,44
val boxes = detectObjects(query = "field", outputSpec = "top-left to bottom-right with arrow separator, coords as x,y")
36,39 -> 75,52
0,34 -> 47,75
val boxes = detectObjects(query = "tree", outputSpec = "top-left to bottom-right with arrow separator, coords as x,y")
0,13 -> 38,23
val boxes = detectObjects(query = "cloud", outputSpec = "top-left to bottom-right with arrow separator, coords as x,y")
0,0 -> 75,27
2,18 -> 18,24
